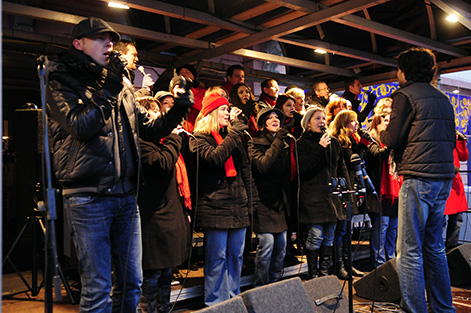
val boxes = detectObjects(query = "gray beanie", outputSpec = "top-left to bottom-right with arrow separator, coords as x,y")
301,106 -> 325,132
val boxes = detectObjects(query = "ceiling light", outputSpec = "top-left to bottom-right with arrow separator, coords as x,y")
453,89 -> 459,94
446,14 -> 458,23
108,1 -> 130,9
314,49 -> 327,54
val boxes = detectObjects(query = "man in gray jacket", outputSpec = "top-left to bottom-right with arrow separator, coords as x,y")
380,47 -> 456,313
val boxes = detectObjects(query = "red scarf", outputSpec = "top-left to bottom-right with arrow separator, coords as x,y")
175,154 -> 192,210
211,130 -> 237,177
260,93 -> 276,107
380,143 -> 401,200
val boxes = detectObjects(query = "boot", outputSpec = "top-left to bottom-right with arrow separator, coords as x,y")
306,249 -> 319,279
334,244 -> 348,280
343,244 -> 365,277
318,246 -> 332,277
138,295 -> 157,313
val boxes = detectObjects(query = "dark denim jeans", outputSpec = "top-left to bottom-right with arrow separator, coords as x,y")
203,228 -> 246,307
253,231 -> 287,286
306,222 -> 336,250
141,268 -> 173,313
66,194 -> 143,313
397,178 -> 455,313
369,212 -> 398,268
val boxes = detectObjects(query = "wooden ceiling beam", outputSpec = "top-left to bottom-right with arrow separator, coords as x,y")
176,0 -> 388,66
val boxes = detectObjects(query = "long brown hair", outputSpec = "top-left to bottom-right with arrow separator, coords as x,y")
329,110 -> 357,148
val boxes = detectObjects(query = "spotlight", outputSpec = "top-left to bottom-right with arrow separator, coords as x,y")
108,1 -> 130,9
446,14 -> 458,23
314,49 -> 327,54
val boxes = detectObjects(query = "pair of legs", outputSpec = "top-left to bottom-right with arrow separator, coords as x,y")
397,178 -> 455,313
141,268 -> 173,313
66,194 -> 142,313
203,228 -> 246,307
369,212 -> 398,268
305,223 -> 336,278
253,231 -> 287,286
444,213 -> 463,252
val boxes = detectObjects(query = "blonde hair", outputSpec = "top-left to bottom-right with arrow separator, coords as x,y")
285,87 -> 304,99
205,86 -> 228,99
329,110 -> 358,148
193,106 -> 231,135
374,97 -> 392,115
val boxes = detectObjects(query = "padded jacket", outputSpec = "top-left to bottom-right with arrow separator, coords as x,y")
47,47 -> 190,195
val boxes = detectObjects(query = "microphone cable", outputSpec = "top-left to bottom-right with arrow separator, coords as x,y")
169,131 -> 199,313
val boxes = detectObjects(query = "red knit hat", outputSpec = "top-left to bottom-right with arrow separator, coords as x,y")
200,94 -> 229,117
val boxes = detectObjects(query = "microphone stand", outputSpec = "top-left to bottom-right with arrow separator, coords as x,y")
37,56 -> 62,312
330,180 -> 362,313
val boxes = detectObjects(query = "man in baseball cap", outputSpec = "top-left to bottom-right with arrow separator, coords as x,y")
47,16 -> 194,312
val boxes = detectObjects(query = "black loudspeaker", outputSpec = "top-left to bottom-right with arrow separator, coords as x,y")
353,258 -> 401,302
303,275 -> 349,313
14,109 -> 43,154
197,296 -> 248,313
241,277 -> 315,313
447,244 -> 471,287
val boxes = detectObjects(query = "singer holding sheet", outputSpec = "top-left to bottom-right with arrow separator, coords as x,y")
190,93 -> 258,307
297,107 -> 349,279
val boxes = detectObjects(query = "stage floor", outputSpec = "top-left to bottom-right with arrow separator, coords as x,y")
3,252 -> 471,313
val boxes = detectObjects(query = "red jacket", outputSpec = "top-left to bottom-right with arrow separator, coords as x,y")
444,139 -> 469,215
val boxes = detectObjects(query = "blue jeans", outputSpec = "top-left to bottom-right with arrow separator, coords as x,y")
396,178 -> 455,313
306,223 -> 336,250
253,231 -> 287,286
369,213 -> 398,268
141,268 -> 173,313
204,228 -> 246,307
65,194 -> 143,313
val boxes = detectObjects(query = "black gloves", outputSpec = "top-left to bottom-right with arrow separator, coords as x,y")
230,120 -> 248,136
457,131 -> 467,141
104,51 -> 126,94
367,91 -> 377,105
172,76 -> 195,108
276,128 -> 291,141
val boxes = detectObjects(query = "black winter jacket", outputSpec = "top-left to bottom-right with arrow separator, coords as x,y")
297,131 -> 349,224
47,47 -> 190,195
189,127 -> 258,229
381,82 -> 455,179
139,135 -> 191,270
249,130 -> 290,233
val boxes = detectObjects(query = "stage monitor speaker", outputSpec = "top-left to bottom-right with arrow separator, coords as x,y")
353,258 -> 401,303
197,295 -> 248,313
303,275 -> 348,313
241,277 -> 315,313
447,244 -> 471,287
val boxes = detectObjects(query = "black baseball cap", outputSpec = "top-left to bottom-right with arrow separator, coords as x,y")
72,17 -> 120,42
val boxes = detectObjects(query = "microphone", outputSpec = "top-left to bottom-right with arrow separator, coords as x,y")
361,167 -> 378,197
320,126 -> 326,134
138,66 -> 146,76
243,130 -> 253,139
350,154 -> 366,193
179,128 -> 195,138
